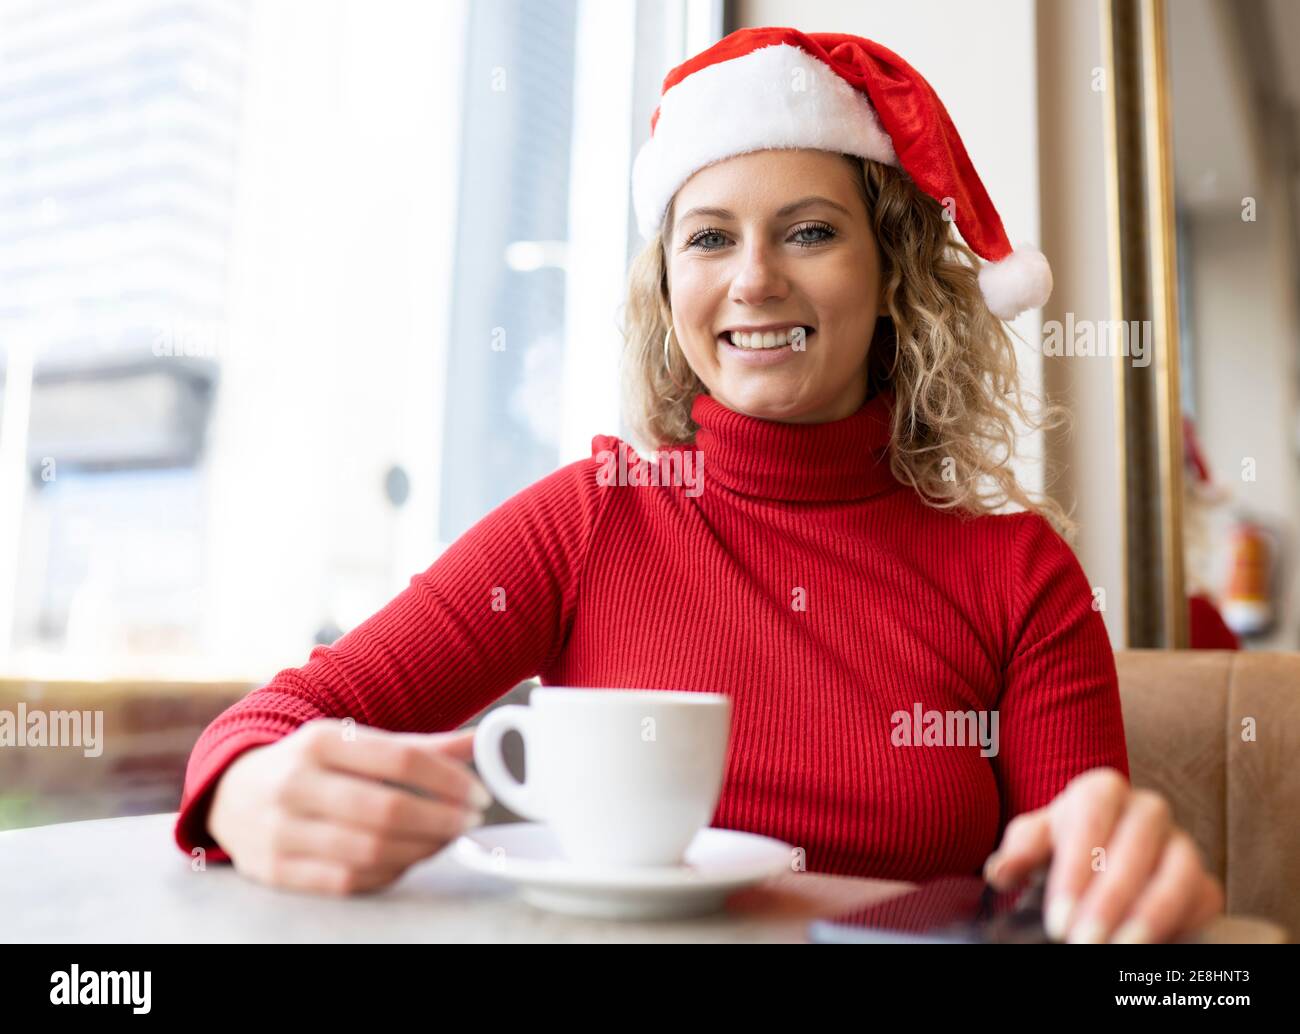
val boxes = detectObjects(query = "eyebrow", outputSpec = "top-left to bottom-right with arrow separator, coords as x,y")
676,195 -> 853,226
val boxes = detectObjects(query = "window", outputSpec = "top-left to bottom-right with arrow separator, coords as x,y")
0,0 -> 721,679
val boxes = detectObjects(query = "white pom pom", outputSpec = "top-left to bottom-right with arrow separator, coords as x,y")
977,244 -> 1053,320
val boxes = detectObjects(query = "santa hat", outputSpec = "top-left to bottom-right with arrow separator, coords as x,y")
631,26 -> 1052,321
1183,413 -> 1230,504
1183,414 -> 1211,485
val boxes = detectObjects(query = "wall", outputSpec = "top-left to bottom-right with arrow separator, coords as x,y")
1035,0 -> 1126,645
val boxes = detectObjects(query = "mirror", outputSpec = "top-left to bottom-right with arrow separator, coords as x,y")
1166,0 -> 1300,650
1104,0 -> 1300,649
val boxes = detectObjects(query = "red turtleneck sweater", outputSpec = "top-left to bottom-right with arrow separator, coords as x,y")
175,389 -> 1129,879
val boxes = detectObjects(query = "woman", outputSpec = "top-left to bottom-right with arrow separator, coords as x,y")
177,27 -> 1224,944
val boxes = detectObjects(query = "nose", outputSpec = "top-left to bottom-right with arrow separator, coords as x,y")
728,235 -> 790,307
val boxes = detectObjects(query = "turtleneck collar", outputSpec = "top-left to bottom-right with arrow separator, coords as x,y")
687,388 -> 900,502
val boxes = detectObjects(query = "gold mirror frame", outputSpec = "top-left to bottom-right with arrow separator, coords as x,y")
1101,0 -> 1188,648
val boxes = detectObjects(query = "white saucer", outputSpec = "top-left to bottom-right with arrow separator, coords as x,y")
452,822 -> 794,920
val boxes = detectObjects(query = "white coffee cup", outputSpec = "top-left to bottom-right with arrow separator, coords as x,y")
472,688 -> 731,868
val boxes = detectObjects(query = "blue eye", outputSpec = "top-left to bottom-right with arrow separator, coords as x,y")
790,222 -> 836,247
686,230 -> 728,251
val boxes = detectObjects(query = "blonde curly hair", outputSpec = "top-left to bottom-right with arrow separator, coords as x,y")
619,153 -> 1077,542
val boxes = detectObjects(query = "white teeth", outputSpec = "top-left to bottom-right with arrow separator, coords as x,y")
726,327 -> 811,349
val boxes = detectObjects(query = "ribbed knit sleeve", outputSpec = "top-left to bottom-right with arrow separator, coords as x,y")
990,513 -> 1131,834
173,455 -> 610,860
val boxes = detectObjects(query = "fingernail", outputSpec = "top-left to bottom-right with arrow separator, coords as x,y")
1111,920 -> 1151,945
468,782 -> 493,810
1045,895 -> 1076,942
460,809 -> 486,831
1068,917 -> 1106,944
983,853 -> 1003,883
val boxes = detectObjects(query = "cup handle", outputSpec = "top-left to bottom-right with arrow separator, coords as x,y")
472,705 -> 543,821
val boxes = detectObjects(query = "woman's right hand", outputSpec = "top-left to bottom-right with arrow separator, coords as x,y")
206,718 -> 494,895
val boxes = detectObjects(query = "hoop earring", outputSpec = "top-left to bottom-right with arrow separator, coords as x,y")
662,325 -> 690,400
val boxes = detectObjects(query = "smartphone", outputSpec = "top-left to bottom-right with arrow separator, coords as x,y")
808,867 -> 1053,943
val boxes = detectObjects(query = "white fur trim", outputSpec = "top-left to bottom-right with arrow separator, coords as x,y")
632,43 -> 897,240
977,243 -> 1053,320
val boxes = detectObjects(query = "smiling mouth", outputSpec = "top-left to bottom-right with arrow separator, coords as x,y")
717,327 -> 815,350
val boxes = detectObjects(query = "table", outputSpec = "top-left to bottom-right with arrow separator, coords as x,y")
0,813 -> 1286,943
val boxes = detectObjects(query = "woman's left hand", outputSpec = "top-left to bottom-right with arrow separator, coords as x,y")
982,767 -> 1225,943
